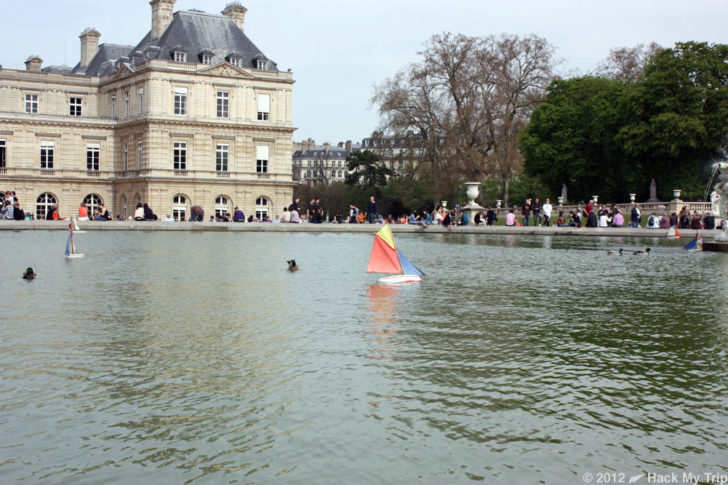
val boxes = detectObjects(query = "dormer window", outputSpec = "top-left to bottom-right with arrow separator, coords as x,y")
256,59 -> 267,70
199,50 -> 214,65
228,56 -> 242,68
173,51 -> 187,62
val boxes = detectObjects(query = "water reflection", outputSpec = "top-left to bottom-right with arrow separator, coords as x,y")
365,283 -> 402,361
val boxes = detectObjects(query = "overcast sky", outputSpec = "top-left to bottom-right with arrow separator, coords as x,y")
2,0 -> 726,145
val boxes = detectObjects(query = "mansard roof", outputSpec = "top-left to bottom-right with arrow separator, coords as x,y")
293,146 -> 349,159
131,9 -> 277,71
71,44 -> 135,76
69,9 -> 276,77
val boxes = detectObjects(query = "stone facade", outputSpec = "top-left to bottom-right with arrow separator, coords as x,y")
0,1 -> 295,221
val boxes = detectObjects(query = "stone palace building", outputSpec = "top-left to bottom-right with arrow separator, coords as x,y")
0,0 -> 295,221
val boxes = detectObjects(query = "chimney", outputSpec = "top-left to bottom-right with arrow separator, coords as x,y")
25,56 -> 43,72
222,2 -> 248,32
345,140 -> 352,152
79,28 -> 101,69
150,0 -> 176,41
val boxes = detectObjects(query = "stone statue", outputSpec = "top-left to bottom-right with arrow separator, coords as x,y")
711,190 -> 721,217
648,178 -> 658,201
560,184 -> 568,205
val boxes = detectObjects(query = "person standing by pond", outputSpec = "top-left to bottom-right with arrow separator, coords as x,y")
367,196 -> 377,224
521,199 -> 531,226
532,197 -> 542,226
631,203 -> 641,228
542,198 -> 553,227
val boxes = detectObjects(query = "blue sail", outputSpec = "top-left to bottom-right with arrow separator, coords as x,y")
397,248 -> 424,276
65,232 -> 72,255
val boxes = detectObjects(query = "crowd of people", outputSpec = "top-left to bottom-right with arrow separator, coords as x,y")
2,189 -> 724,230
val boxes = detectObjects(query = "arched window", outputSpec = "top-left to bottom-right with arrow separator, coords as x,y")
173,195 -> 187,222
82,194 -> 103,215
215,196 -> 231,220
134,193 -> 141,208
36,192 -> 56,220
255,197 -> 269,221
120,194 -> 127,220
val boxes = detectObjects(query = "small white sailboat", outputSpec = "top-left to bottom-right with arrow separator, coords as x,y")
366,224 -> 425,284
65,217 -> 85,259
72,216 -> 86,234
666,226 -> 681,239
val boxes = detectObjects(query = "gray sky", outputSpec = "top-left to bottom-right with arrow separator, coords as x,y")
2,0 -> 726,145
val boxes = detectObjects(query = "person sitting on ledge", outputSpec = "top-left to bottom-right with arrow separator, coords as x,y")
233,207 -> 245,222
134,203 -> 145,221
505,209 -> 516,226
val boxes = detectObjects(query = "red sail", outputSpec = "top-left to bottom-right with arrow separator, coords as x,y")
366,235 -> 402,274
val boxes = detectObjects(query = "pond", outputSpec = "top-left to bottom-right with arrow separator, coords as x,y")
1,231 -> 726,483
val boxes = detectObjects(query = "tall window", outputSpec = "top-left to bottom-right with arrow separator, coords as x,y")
0,140 -> 5,168
86,144 -> 100,171
202,53 -> 213,65
40,141 -> 54,169
215,196 -> 230,219
257,94 -> 270,121
174,87 -> 187,115
25,94 -> 38,114
229,57 -> 242,67
255,197 -> 269,220
125,92 -> 129,117
173,142 -> 187,170
138,88 -> 144,114
173,195 -> 187,221
70,97 -> 82,117
111,96 -> 116,119
174,51 -> 187,62
82,194 -> 103,215
256,145 -> 269,173
217,91 -> 229,118
123,143 -> 128,170
36,193 -> 56,220
137,142 -> 143,168
256,59 -> 267,70
216,144 -> 229,172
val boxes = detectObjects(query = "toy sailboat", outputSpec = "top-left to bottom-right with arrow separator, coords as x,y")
65,217 -> 85,259
666,226 -> 681,239
72,216 -> 86,233
683,232 -> 703,251
366,224 -> 424,283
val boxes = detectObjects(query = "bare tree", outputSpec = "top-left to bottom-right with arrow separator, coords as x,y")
373,33 -> 556,205
596,42 -> 663,81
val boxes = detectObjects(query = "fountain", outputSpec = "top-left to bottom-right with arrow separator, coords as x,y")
704,161 -> 728,251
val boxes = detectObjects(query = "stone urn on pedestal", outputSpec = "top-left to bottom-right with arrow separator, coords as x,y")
669,189 -> 683,215
463,182 -> 486,224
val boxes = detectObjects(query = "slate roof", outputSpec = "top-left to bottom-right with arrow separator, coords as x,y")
130,10 -> 277,71
71,9 -> 276,77
71,44 -> 135,76
294,146 -> 349,159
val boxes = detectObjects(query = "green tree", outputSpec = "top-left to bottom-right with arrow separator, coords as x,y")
345,150 -> 392,192
618,41 -> 728,199
521,76 -> 631,202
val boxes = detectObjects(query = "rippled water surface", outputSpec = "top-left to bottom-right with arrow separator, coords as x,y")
1,231 -> 727,483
